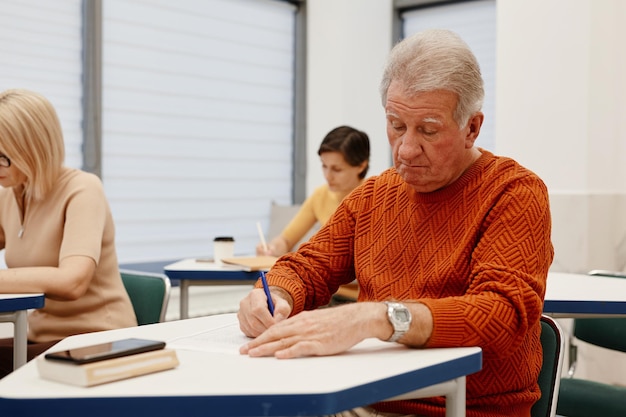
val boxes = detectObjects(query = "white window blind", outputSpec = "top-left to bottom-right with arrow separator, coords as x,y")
101,0 -> 297,262
401,0 -> 496,151
0,0 -> 83,168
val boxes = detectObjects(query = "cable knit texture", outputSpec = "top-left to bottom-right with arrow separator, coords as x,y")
265,150 -> 554,417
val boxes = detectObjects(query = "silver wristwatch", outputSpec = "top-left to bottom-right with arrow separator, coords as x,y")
384,301 -> 412,343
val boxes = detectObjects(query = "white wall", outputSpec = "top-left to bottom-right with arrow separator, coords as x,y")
306,0 -> 393,192
496,0 -> 626,276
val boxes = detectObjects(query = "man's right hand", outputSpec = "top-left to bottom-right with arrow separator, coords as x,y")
237,287 -> 293,337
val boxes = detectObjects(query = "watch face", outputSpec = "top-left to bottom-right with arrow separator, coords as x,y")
394,310 -> 410,321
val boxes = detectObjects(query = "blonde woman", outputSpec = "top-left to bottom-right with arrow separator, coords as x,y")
0,89 -> 137,377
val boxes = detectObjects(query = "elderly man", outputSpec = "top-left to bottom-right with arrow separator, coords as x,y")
238,29 -> 553,417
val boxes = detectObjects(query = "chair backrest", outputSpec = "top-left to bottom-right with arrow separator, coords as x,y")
267,201 -> 319,246
531,315 -> 565,417
574,317 -> 626,353
120,269 -> 171,325
572,270 -> 626,353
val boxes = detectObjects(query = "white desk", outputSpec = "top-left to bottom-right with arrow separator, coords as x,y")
164,264 -> 626,319
544,272 -> 626,317
0,313 -> 482,417
164,258 -> 259,319
0,293 -> 45,369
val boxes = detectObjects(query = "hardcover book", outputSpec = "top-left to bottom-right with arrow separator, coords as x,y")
37,348 -> 179,387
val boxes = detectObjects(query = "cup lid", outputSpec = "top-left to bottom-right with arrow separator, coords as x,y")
214,236 -> 235,242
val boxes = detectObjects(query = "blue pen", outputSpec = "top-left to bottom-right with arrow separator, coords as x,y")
260,271 -> 275,316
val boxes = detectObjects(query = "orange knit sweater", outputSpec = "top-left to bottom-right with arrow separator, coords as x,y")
266,149 -> 554,417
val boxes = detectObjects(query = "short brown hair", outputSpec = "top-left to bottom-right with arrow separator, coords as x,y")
317,125 -> 370,179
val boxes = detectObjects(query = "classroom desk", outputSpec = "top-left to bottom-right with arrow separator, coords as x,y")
164,258 -> 260,319
0,293 -> 45,369
544,271 -> 626,317
0,313 -> 482,417
164,261 -> 626,320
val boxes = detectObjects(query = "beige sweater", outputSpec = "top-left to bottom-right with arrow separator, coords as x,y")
0,167 -> 137,342
281,184 -> 346,248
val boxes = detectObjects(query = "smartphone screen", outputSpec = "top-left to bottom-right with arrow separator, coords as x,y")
44,338 -> 166,364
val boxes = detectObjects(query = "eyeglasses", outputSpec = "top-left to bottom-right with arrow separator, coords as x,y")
0,155 -> 11,168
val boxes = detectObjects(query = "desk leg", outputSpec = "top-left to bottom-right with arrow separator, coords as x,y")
445,376 -> 465,417
180,280 -> 189,320
13,311 -> 27,370
383,375 -> 467,417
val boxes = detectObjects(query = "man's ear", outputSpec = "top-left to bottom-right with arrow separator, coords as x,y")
464,112 -> 484,148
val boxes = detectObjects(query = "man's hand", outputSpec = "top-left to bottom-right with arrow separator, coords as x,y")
238,287 -> 293,337
239,302 -> 387,359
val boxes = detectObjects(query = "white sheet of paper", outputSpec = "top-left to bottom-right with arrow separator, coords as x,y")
167,321 -> 251,354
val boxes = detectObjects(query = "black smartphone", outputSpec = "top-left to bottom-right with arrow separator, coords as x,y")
44,338 -> 166,364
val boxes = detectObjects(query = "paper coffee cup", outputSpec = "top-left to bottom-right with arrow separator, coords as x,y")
213,236 -> 235,266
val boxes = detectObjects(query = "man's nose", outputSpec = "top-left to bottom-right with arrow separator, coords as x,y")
397,132 -> 424,160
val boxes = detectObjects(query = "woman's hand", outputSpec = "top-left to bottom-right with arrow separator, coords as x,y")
255,236 -> 290,257
255,242 -> 273,256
